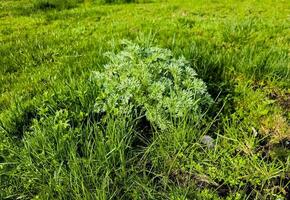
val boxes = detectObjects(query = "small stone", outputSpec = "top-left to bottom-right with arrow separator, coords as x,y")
201,135 -> 215,148
252,127 -> 258,137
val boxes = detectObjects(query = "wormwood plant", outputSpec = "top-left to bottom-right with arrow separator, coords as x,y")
92,41 -> 213,130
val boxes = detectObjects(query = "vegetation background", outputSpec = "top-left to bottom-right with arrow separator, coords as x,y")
0,0 -> 289,199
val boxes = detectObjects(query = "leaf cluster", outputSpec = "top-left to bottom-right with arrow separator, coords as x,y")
91,41 -> 213,130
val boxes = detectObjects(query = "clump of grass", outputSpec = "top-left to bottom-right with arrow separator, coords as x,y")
33,0 -> 83,10
96,0 -> 150,4
0,41 -> 213,199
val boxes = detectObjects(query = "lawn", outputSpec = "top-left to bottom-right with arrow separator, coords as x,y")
0,0 -> 289,199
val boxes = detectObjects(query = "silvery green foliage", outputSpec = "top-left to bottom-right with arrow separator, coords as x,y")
92,41 -> 213,129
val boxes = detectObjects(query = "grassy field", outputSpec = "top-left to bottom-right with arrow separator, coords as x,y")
0,0 -> 289,199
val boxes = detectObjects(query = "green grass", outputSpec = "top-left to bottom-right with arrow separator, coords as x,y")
0,0 -> 289,199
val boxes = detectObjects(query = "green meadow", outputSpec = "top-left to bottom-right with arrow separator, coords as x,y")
0,0 -> 289,199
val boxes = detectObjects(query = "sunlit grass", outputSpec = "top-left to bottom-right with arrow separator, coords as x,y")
0,0 -> 289,199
